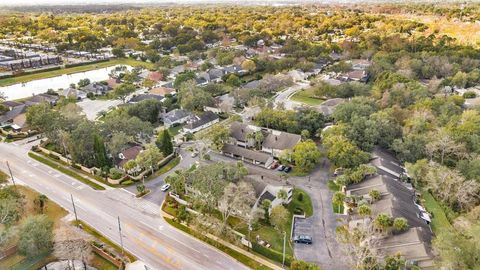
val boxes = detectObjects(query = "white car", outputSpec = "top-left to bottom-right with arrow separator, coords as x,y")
160,184 -> 171,192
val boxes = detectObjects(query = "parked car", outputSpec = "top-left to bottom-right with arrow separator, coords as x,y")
169,191 -> 179,197
270,162 -> 279,170
294,235 -> 312,244
160,183 -> 171,192
284,166 -> 292,173
277,165 -> 285,171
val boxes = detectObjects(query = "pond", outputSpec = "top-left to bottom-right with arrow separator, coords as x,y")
0,65 -> 129,101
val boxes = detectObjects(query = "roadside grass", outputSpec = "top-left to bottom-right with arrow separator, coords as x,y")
290,88 -> 324,106
327,180 -> 341,192
0,169 -> 9,183
0,58 -> 154,87
421,190 -> 454,234
164,218 -> 273,270
18,185 -> 68,227
147,156 -> 181,180
28,152 -> 106,190
72,220 -> 137,262
168,124 -> 184,136
252,220 -> 294,256
287,188 -> 313,217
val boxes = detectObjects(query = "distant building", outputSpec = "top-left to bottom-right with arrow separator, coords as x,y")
82,82 -> 112,96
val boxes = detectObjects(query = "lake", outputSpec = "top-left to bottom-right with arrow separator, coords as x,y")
0,65 -> 128,101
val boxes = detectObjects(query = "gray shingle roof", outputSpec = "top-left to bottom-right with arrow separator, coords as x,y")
262,131 -> 301,150
230,121 -> 255,142
222,144 -> 272,164
184,111 -> 219,130
162,109 -> 191,123
0,104 -> 26,124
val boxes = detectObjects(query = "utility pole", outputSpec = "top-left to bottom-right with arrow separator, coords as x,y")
6,161 -> 16,188
70,194 -> 78,222
118,216 -> 124,255
282,231 -> 286,268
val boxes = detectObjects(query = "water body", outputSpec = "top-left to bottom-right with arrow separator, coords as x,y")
1,65 -> 128,101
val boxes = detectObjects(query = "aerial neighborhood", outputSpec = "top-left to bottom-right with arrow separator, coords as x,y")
0,2 -> 479,270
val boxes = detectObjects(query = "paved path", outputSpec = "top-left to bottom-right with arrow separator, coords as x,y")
273,82 -> 309,110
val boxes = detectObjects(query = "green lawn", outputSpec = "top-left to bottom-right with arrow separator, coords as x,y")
421,190 -> 454,234
168,124 -> 184,136
0,58 -> 154,87
287,188 -> 313,217
164,218 -> 273,270
28,152 -> 106,190
147,156 -> 181,180
290,88 -> 325,106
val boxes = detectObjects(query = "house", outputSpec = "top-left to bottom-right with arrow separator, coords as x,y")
242,80 -> 261,89
82,82 -> 112,96
204,94 -> 235,113
161,109 -> 192,128
315,98 -> 345,116
183,111 -> 219,133
207,68 -> 225,83
115,145 -> 143,168
149,86 -> 176,97
287,69 -> 308,82
351,59 -> 372,70
1,101 -> 23,111
62,87 -> 87,100
370,147 -> 407,179
24,94 -> 59,106
261,130 -> 302,158
224,65 -> 246,76
247,175 -> 293,215
146,71 -> 163,83
229,121 -> 261,148
0,104 -> 27,130
106,78 -> 121,89
221,144 -> 274,168
340,70 -> 369,82
128,94 -> 164,103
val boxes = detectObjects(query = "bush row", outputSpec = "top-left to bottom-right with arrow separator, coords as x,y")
252,243 -> 293,267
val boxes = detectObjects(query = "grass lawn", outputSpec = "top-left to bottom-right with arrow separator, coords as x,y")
147,156 -> 181,180
0,58 -> 154,87
287,188 -> 313,217
327,180 -> 341,192
0,169 -> 9,184
18,185 -> 68,227
290,88 -> 324,106
168,124 -> 184,136
164,218 -> 273,270
421,190 -> 454,234
73,220 -> 136,262
28,152 -> 106,190
252,222 -> 293,256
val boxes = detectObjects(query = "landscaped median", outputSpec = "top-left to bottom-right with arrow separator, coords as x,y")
28,152 -> 106,190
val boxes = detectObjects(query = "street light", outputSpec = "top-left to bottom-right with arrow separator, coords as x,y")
282,231 -> 286,268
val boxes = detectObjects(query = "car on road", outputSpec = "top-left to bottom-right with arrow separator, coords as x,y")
293,235 -> 312,244
269,162 -> 279,169
160,184 -> 171,192
284,166 -> 292,173
191,152 -> 198,158
333,167 -> 344,176
277,165 -> 285,171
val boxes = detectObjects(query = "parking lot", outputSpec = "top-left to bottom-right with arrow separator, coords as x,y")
77,99 -> 121,120
293,217 -> 316,256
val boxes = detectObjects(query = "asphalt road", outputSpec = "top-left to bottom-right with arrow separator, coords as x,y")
273,82 -> 309,110
0,141 -> 248,270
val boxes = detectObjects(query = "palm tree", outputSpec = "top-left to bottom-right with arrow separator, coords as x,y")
254,131 -> 264,150
358,204 -> 372,217
332,192 -> 345,214
277,189 -> 288,202
261,199 -> 271,224
0,91 -> 6,102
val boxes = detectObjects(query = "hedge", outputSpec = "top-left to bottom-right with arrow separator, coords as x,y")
65,59 -> 109,68
252,243 -> 293,267
0,66 -> 61,79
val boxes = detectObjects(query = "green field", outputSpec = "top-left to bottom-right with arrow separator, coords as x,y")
290,88 -> 324,106
0,58 -> 154,87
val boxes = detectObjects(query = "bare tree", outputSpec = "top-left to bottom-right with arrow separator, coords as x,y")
218,181 -> 256,233
54,222 -> 93,270
426,129 -> 466,164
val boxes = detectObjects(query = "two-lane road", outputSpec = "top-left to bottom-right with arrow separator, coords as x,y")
0,142 -> 248,270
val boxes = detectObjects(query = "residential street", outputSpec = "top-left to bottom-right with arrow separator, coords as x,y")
273,82 -> 309,110
0,141 -> 248,270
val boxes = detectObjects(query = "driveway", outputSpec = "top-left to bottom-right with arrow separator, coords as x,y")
77,98 -> 122,120
273,82 -> 309,110
125,143 -> 199,205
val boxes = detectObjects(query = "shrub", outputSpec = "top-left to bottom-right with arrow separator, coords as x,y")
463,91 -> 477,99
298,192 -> 304,202
48,153 -> 60,160
121,180 -> 133,185
252,243 -> 293,266
109,168 -> 124,180
71,164 -> 81,170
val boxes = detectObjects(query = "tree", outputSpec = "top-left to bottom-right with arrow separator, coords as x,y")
107,132 -> 131,157
226,74 -> 241,87
165,170 -> 187,195
301,129 -> 311,141
18,215 -> 54,258
218,181 -> 256,232
241,59 -> 256,72
135,144 -> 164,175
426,129 -> 466,165
383,254 -> 405,270
0,91 -> 6,101
261,199 -> 271,224
0,186 -> 25,227
290,260 -> 320,270
357,204 -> 372,217
332,192 -> 345,213
136,184 -> 146,195
270,205 -> 289,232
93,134 -> 110,168
174,71 -> 196,88
277,189 -> 287,201
112,47 -> 125,58
324,135 -> 370,168
127,99 -> 162,124
393,217 -> 408,232
208,124 -> 230,151
292,140 -> 321,172
368,190 -> 381,202
178,81 -> 213,111
114,83 -> 136,103
77,78 -> 90,88
374,213 -> 393,233
156,129 -> 174,155
54,222 -> 93,270
33,194 -> 48,214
